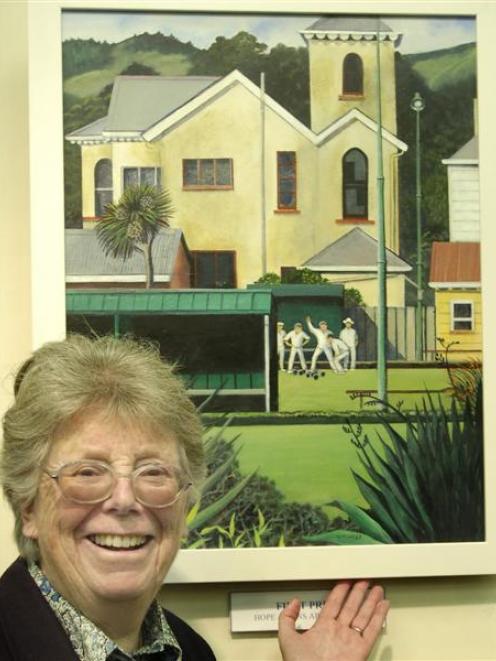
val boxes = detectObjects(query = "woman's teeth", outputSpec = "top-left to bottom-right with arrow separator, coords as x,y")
89,534 -> 148,550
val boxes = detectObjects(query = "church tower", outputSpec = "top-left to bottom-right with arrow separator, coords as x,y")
301,16 -> 402,134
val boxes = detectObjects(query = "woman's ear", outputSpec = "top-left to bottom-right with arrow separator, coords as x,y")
21,503 -> 39,540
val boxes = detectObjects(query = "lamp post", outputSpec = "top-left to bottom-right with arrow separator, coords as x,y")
410,92 -> 425,362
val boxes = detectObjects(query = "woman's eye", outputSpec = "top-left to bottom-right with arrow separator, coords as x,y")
140,465 -> 172,479
74,465 -> 105,478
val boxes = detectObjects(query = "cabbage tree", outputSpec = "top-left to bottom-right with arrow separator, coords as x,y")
96,184 -> 174,288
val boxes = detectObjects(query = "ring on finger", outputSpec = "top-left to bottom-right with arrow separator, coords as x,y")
351,625 -> 364,635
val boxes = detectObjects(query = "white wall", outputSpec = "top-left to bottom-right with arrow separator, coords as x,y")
0,0 -> 31,567
2,3 -> 496,659
447,164 -> 480,241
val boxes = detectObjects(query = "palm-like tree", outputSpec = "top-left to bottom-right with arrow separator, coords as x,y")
96,184 -> 174,289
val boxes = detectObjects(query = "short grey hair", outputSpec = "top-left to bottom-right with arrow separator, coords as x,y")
1,334 -> 205,561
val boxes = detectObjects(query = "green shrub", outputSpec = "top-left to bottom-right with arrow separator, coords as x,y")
306,381 -> 484,545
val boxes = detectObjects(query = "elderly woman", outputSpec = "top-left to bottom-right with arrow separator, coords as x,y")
0,335 -> 388,660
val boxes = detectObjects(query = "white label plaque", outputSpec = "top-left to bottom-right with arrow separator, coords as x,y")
230,590 -> 327,632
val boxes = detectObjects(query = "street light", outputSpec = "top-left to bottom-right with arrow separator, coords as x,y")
410,91 -> 425,362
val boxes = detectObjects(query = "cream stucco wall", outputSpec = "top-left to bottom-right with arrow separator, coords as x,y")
307,37 -> 397,134
3,3 -> 496,660
78,81 -> 401,286
324,274 -> 407,307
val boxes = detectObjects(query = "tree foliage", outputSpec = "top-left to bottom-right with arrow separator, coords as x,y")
63,38 -> 113,78
189,31 -> 309,125
395,51 -> 476,264
344,288 -> 365,307
119,31 -> 198,56
119,62 -> 160,76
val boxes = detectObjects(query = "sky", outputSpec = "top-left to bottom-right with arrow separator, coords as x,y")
62,11 -> 476,55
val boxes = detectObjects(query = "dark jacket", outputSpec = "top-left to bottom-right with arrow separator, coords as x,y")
0,557 -> 216,661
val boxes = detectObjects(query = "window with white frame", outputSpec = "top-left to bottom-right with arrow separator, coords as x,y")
451,301 -> 474,331
123,167 -> 161,190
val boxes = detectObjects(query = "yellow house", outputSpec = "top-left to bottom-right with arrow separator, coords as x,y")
429,242 -> 481,362
67,17 -> 407,290
429,131 -> 481,362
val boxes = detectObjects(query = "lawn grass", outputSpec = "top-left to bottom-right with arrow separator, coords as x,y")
279,367 -> 451,413
229,421 -> 401,518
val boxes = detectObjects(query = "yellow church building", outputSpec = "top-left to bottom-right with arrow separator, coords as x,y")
67,16 -> 409,305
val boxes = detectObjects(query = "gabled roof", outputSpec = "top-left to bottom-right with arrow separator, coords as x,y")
142,69 -> 316,143
442,136 -> 478,165
429,241 -> 480,288
303,227 -> 411,272
65,228 -> 187,283
315,108 -> 407,151
301,16 -> 402,47
66,70 -> 406,151
67,75 -> 219,143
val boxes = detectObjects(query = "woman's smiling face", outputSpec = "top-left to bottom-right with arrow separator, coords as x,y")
21,409 -> 188,613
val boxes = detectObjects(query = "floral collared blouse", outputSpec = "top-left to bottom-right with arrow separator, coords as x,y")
29,562 -> 182,660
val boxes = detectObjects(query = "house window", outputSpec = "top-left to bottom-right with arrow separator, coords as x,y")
277,151 -> 297,210
123,167 -> 161,189
183,159 -> 233,189
94,159 -> 113,216
451,301 -> 474,331
343,149 -> 368,218
191,251 -> 236,288
343,54 -> 363,95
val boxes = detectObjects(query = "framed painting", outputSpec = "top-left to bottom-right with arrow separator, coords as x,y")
27,0 -> 496,582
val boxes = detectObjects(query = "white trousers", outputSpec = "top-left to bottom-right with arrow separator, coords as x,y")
310,346 -> 337,372
288,347 -> 307,371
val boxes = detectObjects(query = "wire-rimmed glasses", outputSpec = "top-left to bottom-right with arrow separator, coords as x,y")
44,460 -> 192,508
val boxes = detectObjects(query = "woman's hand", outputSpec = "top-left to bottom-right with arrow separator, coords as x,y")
278,580 -> 389,661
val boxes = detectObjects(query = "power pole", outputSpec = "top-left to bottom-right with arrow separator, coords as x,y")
375,20 -> 388,403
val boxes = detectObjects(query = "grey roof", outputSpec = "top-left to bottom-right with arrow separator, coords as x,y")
69,116 -> 107,139
303,227 -> 411,271
65,228 -> 186,278
68,75 -> 219,138
305,16 -> 394,33
446,135 -> 478,161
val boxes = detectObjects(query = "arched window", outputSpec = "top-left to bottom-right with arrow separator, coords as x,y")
343,54 -> 363,95
94,159 -> 113,216
343,149 -> 368,218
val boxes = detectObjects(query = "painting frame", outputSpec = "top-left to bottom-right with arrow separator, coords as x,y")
27,0 -> 496,583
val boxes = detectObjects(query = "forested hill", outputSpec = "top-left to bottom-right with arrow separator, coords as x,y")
63,32 -> 200,100
404,41 -> 476,91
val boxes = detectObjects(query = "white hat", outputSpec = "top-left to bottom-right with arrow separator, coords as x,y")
343,317 -> 354,325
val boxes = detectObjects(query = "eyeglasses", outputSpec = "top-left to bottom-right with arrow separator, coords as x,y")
44,460 -> 192,508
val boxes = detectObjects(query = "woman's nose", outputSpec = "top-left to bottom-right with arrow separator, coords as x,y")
101,476 -> 140,513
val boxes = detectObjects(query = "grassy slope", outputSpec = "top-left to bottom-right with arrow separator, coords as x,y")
405,42 -> 476,91
64,48 -> 193,98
